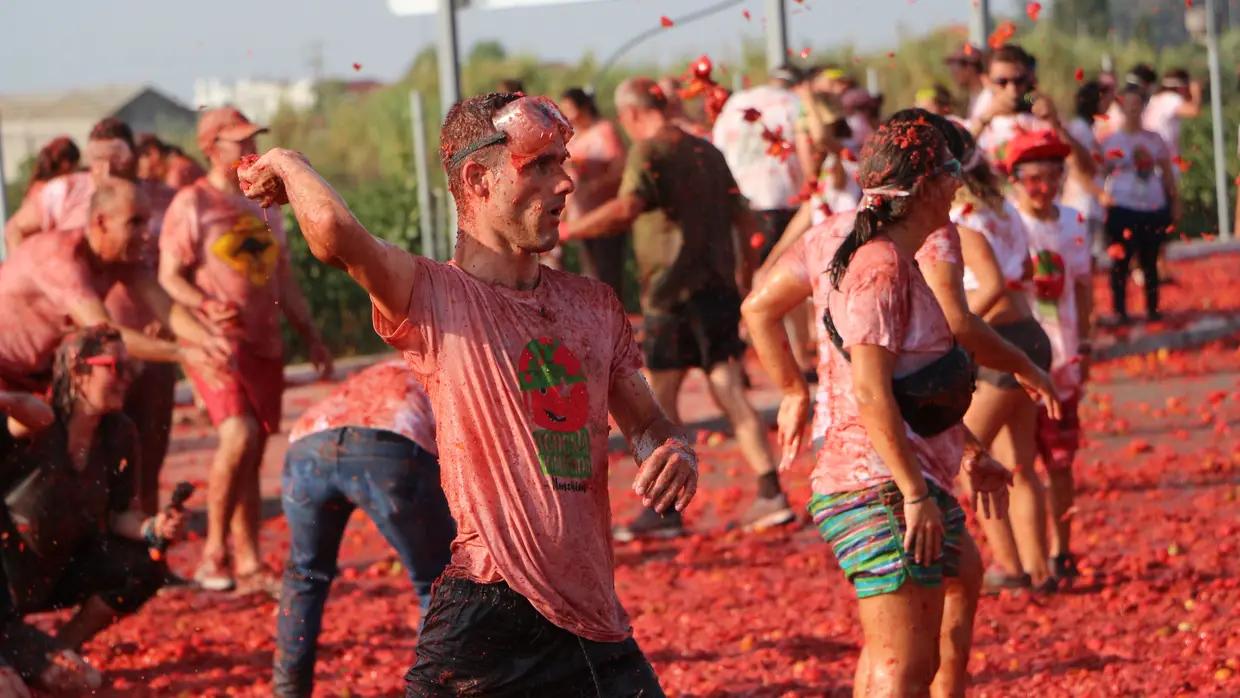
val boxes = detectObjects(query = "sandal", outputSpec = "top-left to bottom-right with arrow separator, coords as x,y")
234,567 -> 282,599
193,558 -> 236,593
1050,553 -> 1080,588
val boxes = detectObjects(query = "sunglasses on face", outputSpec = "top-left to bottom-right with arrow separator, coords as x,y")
992,76 -> 1030,89
84,355 -> 133,380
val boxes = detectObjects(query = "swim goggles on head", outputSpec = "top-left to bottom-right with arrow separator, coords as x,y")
448,96 -> 574,170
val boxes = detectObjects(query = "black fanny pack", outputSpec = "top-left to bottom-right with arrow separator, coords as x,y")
823,300 -> 976,438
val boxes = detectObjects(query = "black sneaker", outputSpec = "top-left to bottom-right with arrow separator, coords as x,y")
1050,553 -> 1080,587
613,508 -> 686,543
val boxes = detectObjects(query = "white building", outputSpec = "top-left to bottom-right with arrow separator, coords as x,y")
193,78 -> 317,125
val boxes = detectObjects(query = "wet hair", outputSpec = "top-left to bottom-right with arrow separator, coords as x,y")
30,136 -> 80,186
1075,81 -> 1105,122
89,117 -> 135,152
988,44 -> 1036,73
888,109 -> 1002,211
560,88 -> 599,118
440,92 -> 523,199
88,177 -> 139,222
134,132 -> 169,158
614,77 -> 668,112
498,78 -> 526,94
51,325 -> 123,422
827,114 -> 949,289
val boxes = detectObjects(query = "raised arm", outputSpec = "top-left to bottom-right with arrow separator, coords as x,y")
127,272 -> 232,364
920,258 -> 1061,419
238,149 -> 418,325
0,391 -> 55,438
956,224 -> 1008,317
3,195 -> 44,254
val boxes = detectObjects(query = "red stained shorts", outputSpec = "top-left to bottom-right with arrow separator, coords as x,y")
1036,393 -> 1081,471
186,352 -> 285,434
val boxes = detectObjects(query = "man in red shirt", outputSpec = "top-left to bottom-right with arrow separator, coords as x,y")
5,119 -> 186,517
238,92 -> 696,696
159,107 -> 330,594
0,178 -> 229,394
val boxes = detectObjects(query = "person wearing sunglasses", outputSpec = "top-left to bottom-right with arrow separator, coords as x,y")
1006,130 -> 1096,587
972,45 -> 1091,178
236,92 -> 693,697
1,326 -> 187,693
744,114 -> 1013,697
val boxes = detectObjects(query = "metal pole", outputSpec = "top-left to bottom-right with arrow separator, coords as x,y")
0,114 -> 8,260
765,0 -> 787,71
1206,0 -> 1232,239
969,0 -> 991,49
409,91 -> 436,260
437,0 -> 461,118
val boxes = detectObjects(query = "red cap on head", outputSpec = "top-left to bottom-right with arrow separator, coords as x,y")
1003,128 -> 1071,173
197,107 -> 268,153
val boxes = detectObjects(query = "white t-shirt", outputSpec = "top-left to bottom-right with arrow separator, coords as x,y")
711,85 -> 805,211
810,154 -> 861,226
977,113 -> 1053,169
1060,117 -> 1104,222
1017,205 -> 1092,396
1142,91 -> 1186,160
1101,130 -> 1169,211
968,89 -> 992,127
951,200 -> 1029,292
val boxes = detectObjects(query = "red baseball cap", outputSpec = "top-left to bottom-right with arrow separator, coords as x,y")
197,107 -> 268,153
1004,128 -> 1071,173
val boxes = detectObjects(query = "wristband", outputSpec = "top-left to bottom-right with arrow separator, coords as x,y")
905,492 -> 932,505
143,518 -> 161,548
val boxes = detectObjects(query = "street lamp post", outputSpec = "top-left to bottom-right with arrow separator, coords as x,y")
969,0 -> 992,48
766,0 -> 787,71
1205,0 -> 1232,240
437,0 -> 462,118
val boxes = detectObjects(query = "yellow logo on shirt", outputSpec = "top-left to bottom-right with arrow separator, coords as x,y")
209,214 -> 279,286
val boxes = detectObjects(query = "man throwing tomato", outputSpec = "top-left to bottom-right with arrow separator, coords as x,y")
237,91 -> 695,697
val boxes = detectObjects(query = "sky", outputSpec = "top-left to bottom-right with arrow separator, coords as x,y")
0,0 -> 1019,103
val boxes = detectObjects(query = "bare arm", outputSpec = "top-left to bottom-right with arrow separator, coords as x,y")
242,149 -> 419,326
129,272 -> 222,351
66,299 -> 186,364
742,266 -> 813,396
158,254 -> 210,310
3,197 -> 43,253
956,224 -> 1008,317
921,259 -> 1033,374
1178,84 -> 1203,119
851,345 -> 932,499
609,370 -> 697,513
794,130 -> 823,181
1158,153 -> 1180,220
564,194 -> 644,241
0,392 -> 55,439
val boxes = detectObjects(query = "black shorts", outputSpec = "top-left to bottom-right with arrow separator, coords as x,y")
753,209 -> 799,263
977,318 -> 1052,389
405,576 -> 665,698
642,286 -> 745,372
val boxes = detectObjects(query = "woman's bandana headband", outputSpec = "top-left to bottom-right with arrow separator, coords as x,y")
859,185 -> 911,210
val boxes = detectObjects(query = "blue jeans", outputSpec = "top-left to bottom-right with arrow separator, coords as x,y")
273,427 -> 455,698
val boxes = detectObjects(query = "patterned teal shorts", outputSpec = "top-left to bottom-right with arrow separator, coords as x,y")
809,481 -> 966,599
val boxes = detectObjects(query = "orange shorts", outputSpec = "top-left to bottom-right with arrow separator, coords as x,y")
186,352 -> 284,434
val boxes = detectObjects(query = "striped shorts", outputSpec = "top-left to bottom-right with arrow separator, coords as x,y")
808,481 -> 966,599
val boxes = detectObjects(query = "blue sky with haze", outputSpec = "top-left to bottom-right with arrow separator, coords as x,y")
0,0 -> 1018,102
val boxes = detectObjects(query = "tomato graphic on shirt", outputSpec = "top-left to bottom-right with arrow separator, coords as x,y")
517,338 -> 593,484
1031,250 -> 1066,322
1132,144 -> 1156,181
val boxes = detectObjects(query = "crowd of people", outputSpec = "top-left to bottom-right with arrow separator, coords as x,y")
0,37 -> 1202,697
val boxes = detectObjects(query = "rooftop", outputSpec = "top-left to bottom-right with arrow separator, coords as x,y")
0,84 -> 191,121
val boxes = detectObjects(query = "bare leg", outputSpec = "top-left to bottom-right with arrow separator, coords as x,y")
203,415 -> 260,572
705,359 -> 776,476
960,383 -> 1024,577
1046,468 -> 1074,557
786,300 -> 815,372
644,368 -> 688,427
231,431 -> 269,575
856,583 -> 946,697
932,535 -> 982,698
55,597 -> 120,652
994,410 -> 1052,585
